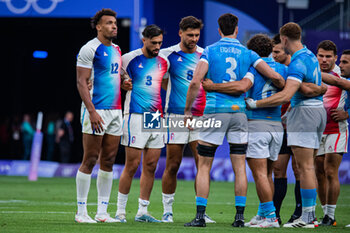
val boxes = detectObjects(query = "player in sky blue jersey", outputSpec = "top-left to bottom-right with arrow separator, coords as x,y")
116,25 -> 168,223
203,34 -> 287,228
159,16 -> 215,224
184,13 -> 285,228
75,9 -> 127,224
246,23 -> 327,228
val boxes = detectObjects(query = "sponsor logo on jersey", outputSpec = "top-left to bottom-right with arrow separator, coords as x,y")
104,52 -> 108,56
138,63 -> 143,68
177,57 -> 183,62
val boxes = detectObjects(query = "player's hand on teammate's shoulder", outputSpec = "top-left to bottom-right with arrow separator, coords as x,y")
201,78 -> 214,92
330,109 -> 349,122
89,110 -> 105,133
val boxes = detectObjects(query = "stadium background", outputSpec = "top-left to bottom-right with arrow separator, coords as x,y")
0,0 -> 350,183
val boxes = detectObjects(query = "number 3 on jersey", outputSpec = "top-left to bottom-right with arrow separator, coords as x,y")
146,75 -> 152,86
223,57 -> 237,83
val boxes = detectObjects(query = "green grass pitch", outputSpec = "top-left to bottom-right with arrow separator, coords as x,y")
0,176 -> 349,232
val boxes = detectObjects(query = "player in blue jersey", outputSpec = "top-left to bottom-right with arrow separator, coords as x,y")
116,25 -> 169,223
159,16 -> 215,223
271,34 -> 302,225
184,13 -> 285,228
246,22 -> 327,228
75,9 -> 127,223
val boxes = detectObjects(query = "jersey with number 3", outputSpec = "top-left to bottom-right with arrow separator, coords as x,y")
200,38 -> 262,114
122,49 -> 169,114
161,44 -> 206,116
77,38 -> 122,110
287,47 -> 323,107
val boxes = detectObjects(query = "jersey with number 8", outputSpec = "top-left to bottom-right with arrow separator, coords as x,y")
287,47 -> 323,107
122,48 -> 169,114
200,38 -> 262,114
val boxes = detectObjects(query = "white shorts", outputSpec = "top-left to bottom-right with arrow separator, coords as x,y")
81,107 -> 123,136
246,120 -> 284,161
287,106 -> 326,149
165,113 -> 200,144
317,131 -> 349,155
199,113 -> 248,145
121,113 -> 164,149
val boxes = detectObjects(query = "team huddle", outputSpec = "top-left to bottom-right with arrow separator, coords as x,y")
74,8 -> 350,228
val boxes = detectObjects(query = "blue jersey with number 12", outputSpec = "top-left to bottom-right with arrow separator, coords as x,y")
200,38 -> 262,114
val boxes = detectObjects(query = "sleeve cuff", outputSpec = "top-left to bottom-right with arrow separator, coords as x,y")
199,58 -> 208,64
253,58 -> 263,68
243,72 -> 254,85
287,76 -> 302,83
77,63 -> 92,69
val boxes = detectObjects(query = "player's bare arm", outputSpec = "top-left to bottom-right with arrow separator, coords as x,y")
120,66 -> 133,91
77,66 -> 105,133
247,79 -> 300,108
255,60 -> 285,89
298,82 -> 327,97
161,78 -> 168,91
202,77 -> 252,95
184,60 -> 207,129
322,72 -> 350,91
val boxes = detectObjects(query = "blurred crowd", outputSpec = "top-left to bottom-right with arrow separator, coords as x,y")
0,111 -> 79,163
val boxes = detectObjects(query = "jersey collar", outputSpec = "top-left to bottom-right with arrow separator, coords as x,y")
220,37 -> 240,44
291,46 -> 307,61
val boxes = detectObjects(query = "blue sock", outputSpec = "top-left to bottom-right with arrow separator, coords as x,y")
235,196 -> 246,207
257,203 -> 264,217
261,201 -> 276,219
196,196 -> 207,207
300,189 -> 316,208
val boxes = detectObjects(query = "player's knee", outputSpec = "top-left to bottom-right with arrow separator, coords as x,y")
82,155 -> 98,170
325,168 -> 337,180
229,143 -> 247,155
197,144 -> 217,157
144,160 -> 158,174
166,162 -> 181,176
125,160 -> 140,176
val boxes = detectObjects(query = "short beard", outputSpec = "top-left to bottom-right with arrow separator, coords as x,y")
146,47 -> 159,58
183,41 -> 195,50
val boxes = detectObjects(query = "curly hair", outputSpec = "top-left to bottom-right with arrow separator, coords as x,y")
91,8 -> 117,29
247,34 -> 273,57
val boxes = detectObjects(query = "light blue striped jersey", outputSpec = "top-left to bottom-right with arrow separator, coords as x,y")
246,57 -> 288,121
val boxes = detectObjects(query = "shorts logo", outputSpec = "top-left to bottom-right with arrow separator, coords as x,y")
143,110 -> 161,129
132,136 -> 136,144
170,133 -> 175,141
328,145 -> 333,151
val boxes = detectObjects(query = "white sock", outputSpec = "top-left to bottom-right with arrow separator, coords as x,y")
116,192 -> 129,215
162,193 -> 175,214
301,206 -> 313,223
322,205 -> 327,216
137,198 -> 150,215
76,170 -> 91,215
326,204 -> 336,220
96,169 -> 113,215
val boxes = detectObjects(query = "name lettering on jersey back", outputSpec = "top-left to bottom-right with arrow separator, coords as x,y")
220,47 -> 241,55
